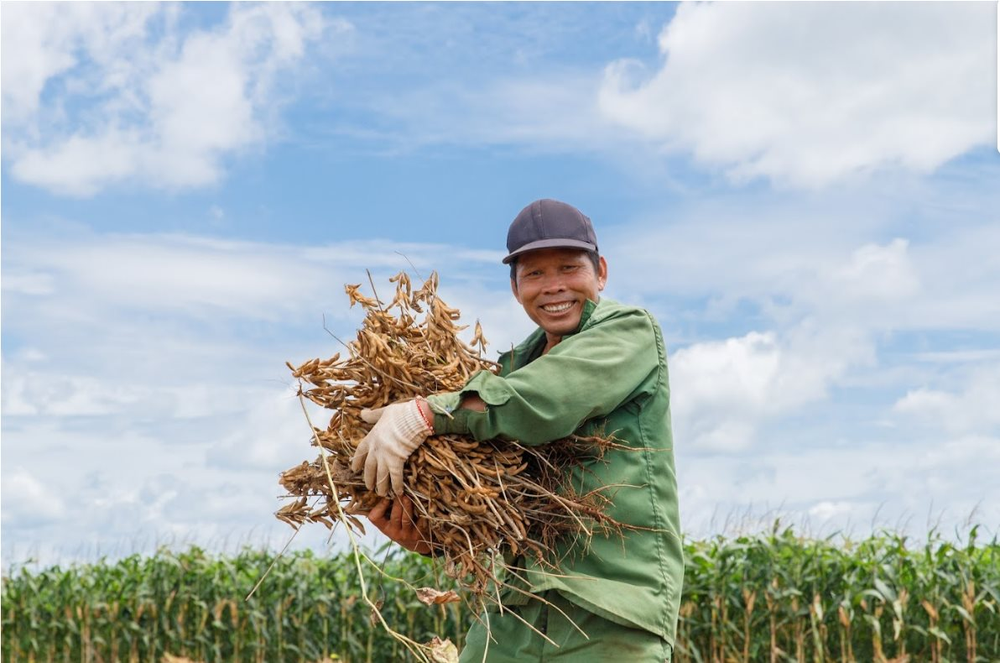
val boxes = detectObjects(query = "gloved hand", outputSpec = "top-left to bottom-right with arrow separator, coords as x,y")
350,398 -> 434,496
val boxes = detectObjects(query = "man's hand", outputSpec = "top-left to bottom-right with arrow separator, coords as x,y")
350,399 -> 434,496
368,496 -> 432,555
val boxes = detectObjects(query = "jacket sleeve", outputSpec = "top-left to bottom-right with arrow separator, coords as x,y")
426,307 -> 660,446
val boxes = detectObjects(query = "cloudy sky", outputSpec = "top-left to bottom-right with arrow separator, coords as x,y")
2,2 -> 998,567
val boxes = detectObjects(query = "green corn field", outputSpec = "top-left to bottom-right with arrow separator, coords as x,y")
2,525 -> 997,662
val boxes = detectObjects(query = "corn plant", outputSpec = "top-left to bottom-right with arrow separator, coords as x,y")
673,525 -> 998,663
3,527 -> 997,662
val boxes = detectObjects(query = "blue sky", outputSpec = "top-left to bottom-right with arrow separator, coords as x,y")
2,2 -> 999,566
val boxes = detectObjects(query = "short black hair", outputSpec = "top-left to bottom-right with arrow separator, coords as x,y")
510,250 -> 601,286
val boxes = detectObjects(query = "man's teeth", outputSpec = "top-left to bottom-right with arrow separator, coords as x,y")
542,302 -> 573,313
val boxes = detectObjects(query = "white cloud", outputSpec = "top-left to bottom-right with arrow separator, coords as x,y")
914,349 -> 1000,364
606,186 -> 1000,335
809,501 -> 855,523
600,184 -> 999,454
669,324 -> 873,451
1,468 -> 67,525
830,239 -> 920,303
677,436 -> 1000,539
2,229 -> 504,327
0,401 -> 374,567
290,4 -> 992,187
0,272 -> 56,296
1,3 -> 339,196
894,365 -> 1000,435
4,236 -> 322,321
10,129 -> 145,198
607,209 -> 928,453
206,386 -> 325,472
618,191 -> 996,454
604,197 -> 888,307
348,74 -> 612,155
335,3 -> 996,189
1,226 -> 518,439
598,2 -> 994,187
0,3 -> 160,125
1,371 -> 141,417
672,332 -> 780,420
0,364 -> 289,421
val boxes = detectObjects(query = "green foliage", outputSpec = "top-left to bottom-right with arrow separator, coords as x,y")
1,543 -> 465,663
675,525 -> 999,663
3,528 -> 997,662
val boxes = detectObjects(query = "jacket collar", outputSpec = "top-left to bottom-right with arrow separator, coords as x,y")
500,298 -> 601,372
575,297 -> 600,333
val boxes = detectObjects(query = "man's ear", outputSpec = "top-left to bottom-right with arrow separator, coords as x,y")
510,277 -> 521,303
597,256 -> 608,291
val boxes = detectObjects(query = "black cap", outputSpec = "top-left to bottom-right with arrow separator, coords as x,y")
502,199 -> 599,264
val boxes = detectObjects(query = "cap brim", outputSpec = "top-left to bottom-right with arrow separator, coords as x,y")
501,238 -> 598,264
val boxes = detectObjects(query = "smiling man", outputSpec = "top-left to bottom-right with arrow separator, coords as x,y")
352,199 -> 683,662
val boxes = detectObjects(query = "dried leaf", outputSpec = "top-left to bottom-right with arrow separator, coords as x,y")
426,637 -> 459,663
368,599 -> 384,627
415,587 -> 461,606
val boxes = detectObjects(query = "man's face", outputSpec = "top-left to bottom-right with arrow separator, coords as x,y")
511,248 -> 608,340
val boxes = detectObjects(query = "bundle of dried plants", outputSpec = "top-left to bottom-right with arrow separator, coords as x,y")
276,272 -> 626,600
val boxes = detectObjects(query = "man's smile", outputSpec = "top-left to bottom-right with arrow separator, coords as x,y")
540,301 -> 576,314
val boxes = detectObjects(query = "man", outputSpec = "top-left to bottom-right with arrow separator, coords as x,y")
352,199 -> 683,662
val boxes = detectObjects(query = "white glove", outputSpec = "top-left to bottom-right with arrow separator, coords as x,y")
350,399 -> 434,496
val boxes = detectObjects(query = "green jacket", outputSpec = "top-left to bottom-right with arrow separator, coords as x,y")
427,298 -> 683,645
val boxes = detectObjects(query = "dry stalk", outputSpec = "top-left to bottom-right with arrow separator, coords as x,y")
276,272 -> 629,603
298,390 -> 433,662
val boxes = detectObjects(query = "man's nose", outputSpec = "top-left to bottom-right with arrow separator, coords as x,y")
541,275 -> 566,293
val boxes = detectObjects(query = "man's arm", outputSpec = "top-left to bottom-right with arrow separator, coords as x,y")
416,394 -> 484,420
427,308 -> 660,445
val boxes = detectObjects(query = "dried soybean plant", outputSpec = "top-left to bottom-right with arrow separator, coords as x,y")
276,271 -> 626,600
